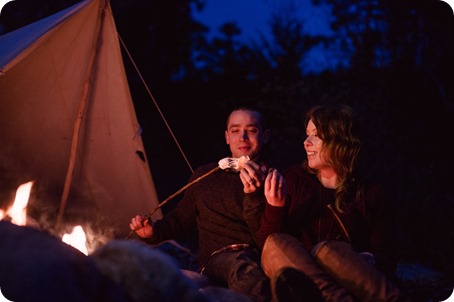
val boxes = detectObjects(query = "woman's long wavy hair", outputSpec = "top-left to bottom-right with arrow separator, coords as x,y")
303,104 -> 362,212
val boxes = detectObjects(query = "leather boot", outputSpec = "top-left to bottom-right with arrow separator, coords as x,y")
312,240 -> 409,302
271,267 -> 323,302
261,233 -> 354,302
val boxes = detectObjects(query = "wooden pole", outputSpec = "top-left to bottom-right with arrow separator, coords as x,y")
55,0 -> 107,231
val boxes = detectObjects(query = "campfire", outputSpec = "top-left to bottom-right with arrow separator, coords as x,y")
0,182 -> 224,302
0,180 -> 90,255
0,180 -> 254,302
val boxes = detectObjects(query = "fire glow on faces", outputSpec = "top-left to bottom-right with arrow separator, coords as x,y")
225,110 -> 268,160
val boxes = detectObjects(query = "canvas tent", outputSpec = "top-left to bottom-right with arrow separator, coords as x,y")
0,0 -> 162,238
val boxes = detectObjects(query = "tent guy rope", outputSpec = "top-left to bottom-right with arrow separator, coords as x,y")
117,33 -> 194,174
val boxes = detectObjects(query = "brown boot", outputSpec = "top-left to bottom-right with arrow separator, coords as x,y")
271,267 -> 323,302
262,233 -> 354,302
312,240 -> 410,302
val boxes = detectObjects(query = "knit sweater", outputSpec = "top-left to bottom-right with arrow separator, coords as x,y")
144,162 -> 265,267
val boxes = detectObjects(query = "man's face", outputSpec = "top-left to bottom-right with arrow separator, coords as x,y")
225,109 -> 268,160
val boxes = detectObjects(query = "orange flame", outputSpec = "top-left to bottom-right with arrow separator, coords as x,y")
62,225 -> 88,255
2,181 -> 90,256
5,181 -> 34,226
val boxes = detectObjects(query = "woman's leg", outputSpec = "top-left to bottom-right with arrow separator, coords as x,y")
261,233 -> 354,302
312,240 -> 409,302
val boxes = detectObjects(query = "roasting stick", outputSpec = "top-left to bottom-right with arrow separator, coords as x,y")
126,165 -> 220,239
126,156 -> 250,239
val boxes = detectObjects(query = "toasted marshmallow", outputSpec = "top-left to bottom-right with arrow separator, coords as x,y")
218,156 -> 250,171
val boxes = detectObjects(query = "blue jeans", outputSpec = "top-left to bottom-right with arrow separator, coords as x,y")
202,248 -> 272,302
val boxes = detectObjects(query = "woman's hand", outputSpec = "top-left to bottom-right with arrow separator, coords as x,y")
264,169 -> 287,207
129,215 -> 154,238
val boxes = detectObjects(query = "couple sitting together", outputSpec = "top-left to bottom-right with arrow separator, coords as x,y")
130,105 -> 409,302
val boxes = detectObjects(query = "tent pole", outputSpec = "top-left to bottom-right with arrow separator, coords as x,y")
55,0 -> 107,232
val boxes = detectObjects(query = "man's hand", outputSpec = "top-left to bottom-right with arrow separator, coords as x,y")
129,215 -> 154,238
239,161 -> 267,193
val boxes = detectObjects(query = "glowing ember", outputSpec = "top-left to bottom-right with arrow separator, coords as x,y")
7,181 -> 34,226
62,225 -> 88,255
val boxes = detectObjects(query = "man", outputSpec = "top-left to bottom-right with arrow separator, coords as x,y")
130,107 -> 273,301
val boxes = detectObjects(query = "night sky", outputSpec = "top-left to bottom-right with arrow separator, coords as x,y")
192,0 -> 336,73
192,0 -> 333,40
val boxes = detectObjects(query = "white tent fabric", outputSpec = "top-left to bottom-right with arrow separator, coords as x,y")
0,0 -> 162,238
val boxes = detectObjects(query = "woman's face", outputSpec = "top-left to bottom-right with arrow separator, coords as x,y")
304,119 -> 328,170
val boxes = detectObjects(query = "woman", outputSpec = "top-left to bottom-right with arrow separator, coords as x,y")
258,104 -> 408,301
